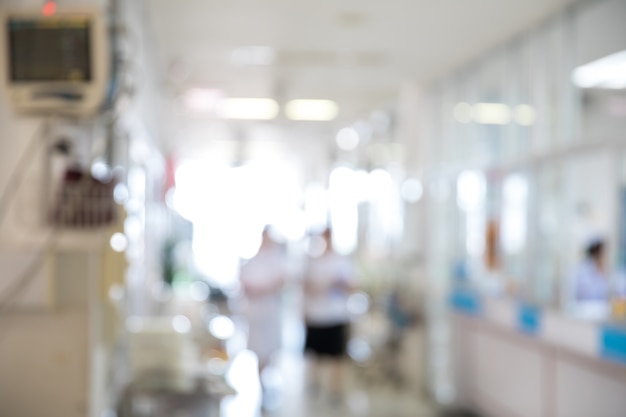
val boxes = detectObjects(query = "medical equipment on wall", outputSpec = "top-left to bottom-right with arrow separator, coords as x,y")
0,8 -> 109,116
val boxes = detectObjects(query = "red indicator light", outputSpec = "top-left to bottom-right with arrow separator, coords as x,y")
42,1 -> 57,17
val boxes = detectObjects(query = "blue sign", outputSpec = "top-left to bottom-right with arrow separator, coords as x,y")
600,324 -> 626,366
449,288 -> 482,316
518,304 -> 541,335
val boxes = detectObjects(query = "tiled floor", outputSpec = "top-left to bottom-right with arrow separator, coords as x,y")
262,350 -> 436,417
220,304 -> 436,417
120,347 -> 436,417
120,301 -> 436,417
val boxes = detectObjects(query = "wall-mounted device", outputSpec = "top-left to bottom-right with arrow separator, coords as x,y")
0,8 -> 109,116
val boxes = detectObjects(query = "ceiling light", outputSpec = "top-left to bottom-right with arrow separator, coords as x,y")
336,127 -> 360,150
230,46 -> 275,67
472,103 -> 511,125
572,50 -> 626,89
514,105 -> 537,126
453,102 -> 473,123
183,88 -> 223,112
217,98 -> 279,120
285,99 -> 339,121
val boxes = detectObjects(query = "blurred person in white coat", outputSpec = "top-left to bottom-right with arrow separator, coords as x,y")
239,228 -> 286,374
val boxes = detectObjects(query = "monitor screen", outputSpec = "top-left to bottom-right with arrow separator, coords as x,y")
8,18 -> 91,82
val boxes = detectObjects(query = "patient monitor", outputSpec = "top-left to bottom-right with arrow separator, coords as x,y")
0,8 -> 109,116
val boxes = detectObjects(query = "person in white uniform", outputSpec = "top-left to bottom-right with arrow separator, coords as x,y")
303,228 -> 355,401
239,229 -> 286,372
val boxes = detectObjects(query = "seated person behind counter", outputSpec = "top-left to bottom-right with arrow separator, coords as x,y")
574,237 -> 609,303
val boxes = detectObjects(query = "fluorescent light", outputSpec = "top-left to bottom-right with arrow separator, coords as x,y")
217,98 -> 279,120
285,99 -> 338,121
514,105 -> 536,126
453,102 -> 536,125
472,103 -> 511,125
453,102 -> 473,123
572,50 -> 626,89
231,46 -> 275,66
183,88 -> 223,112
336,127 -> 360,150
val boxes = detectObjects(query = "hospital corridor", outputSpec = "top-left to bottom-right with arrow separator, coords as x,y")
1,0 -> 626,417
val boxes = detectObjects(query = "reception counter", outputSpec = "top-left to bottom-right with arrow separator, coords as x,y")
448,288 -> 626,417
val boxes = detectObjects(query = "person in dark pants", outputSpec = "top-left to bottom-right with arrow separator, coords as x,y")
303,228 -> 355,404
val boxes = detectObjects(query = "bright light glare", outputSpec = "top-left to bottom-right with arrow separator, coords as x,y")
369,169 -> 393,196
113,183 -> 129,204
472,103 -> 511,125
368,169 -> 403,252
174,160 -> 303,286
91,159 -> 110,182
347,339 -> 372,363
110,233 -> 128,253
354,170 -> 371,203
329,167 -> 359,255
209,315 -> 236,340
260,366 -> 283,392
457,170 -> 486,212
503,174 -> 528,203
304,183 -> 328,233
285,99 -> 338,121
190,281 -> 210,301
572,50 -> 626,89
218,98 -> 279,120
183,88 -> 223,112
124,216 -> 142,239
237,230 -> 264,260
502,174 -> 528,254
172,315 -> 192,334
401,178 -> 423,203
272,208 -> 307,243
336,127 -> 360,151
457,170 -> 486,258
223,351 -> 261,416
347,292 -> 370,315
514,105 -> 537,126
453,102 -> 473,123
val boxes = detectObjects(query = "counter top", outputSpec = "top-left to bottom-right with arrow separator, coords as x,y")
449,287 -> 626,366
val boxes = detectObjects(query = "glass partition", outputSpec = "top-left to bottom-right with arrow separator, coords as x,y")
574,0 -> 626,140
500,171 -> 532,290
428,0 -> 626,318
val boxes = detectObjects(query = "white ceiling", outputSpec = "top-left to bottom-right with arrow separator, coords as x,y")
146,0 -> 577,158
148,0 -> 575,107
